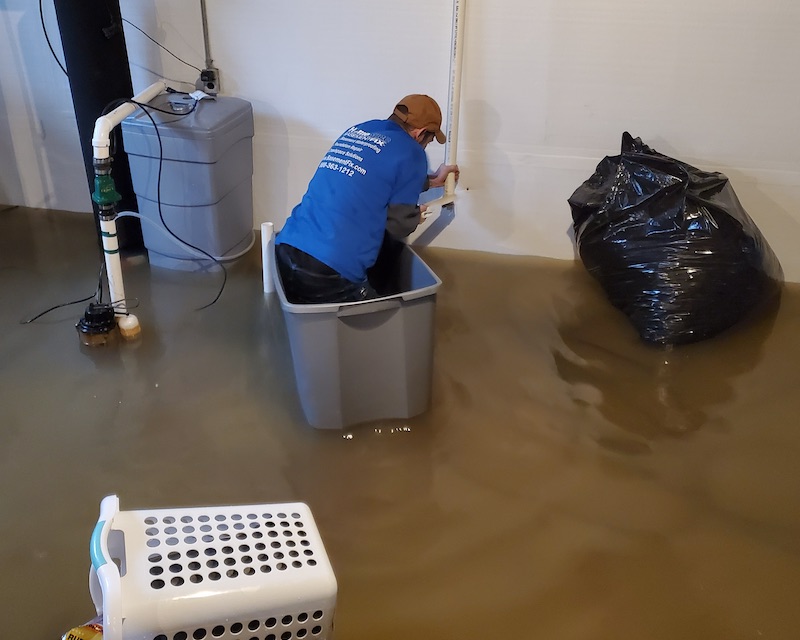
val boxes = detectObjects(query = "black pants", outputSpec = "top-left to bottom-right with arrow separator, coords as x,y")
275,243 -> 378,304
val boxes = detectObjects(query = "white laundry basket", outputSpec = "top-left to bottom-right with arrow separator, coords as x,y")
88,495 -> 337,640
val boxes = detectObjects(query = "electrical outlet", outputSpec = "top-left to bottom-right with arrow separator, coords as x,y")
196,67 -> 220,95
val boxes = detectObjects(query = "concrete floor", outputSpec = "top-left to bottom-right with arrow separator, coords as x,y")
2,206 -> 800,639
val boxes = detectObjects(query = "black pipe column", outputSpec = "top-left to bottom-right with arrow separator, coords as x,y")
53,0 -> 143,252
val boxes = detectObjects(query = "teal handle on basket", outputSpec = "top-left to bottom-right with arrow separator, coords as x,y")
90,520 -> 108,569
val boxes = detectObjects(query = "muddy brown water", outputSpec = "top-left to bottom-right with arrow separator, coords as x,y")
1,207 -> 799,639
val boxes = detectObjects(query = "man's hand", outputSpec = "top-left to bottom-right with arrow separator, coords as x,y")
428,163 -> 460,189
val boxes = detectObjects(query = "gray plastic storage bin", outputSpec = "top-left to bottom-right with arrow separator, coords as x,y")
122,94 -> 255,270
274,245 -> 441,429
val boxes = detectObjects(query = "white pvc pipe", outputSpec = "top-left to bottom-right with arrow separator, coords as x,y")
91,80 -> 167,338
415,0 -> 466,223
261,222 -> 275,293
444,0 -> 465,197
99,217 -> 126,308
92,79 -> 167,160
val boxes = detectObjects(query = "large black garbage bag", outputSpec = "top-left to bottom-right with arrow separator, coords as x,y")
569,132 -> 783,345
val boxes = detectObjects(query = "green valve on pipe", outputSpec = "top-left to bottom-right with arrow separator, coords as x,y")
91,174 -> 122,206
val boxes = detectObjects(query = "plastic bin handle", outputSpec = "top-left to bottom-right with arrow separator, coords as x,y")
337,297 -> 401,317
90,495 -> 119,570
90,495 -> 123,640
91,520 -> 110,569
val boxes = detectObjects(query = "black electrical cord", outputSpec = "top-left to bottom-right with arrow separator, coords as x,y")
39,0 -> 68,76
22,292 -> 98,324
131,100 -> 198,117
38,2 -> 202,79
21,258 -> 106,324
111,298 -> 140,310
122,18 -> 203,73
128,99 -> 227,309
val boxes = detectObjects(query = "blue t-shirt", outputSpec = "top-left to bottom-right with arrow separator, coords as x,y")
276,119 -> 428,283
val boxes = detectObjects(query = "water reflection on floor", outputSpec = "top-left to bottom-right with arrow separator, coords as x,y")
1,208 -> 799,639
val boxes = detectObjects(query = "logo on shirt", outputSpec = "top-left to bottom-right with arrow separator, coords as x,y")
342,126 -> 390,152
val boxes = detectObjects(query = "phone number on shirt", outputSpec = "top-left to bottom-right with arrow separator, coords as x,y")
319,160 -> 366,177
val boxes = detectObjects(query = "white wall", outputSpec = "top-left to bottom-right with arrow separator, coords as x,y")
0,2 -> 86,211
3,1 -> 800,279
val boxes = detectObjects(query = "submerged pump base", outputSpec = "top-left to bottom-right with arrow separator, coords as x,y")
75,304 -> 142,345
76,303 -> 117,347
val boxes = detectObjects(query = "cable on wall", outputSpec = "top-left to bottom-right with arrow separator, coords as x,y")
39,0 -> 68,76
39,1 -> 203,80
121,18 -> 203,73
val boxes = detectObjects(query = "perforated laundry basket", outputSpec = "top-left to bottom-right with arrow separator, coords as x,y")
88,495 -> 337,640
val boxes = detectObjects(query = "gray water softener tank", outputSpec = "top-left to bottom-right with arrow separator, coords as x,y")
121,93 -> 255,270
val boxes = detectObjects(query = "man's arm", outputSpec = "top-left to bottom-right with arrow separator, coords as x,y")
386,203 -> 422,239
387,164 -> 459,238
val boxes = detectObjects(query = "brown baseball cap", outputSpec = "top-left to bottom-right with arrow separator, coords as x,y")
393,94 -> 446,144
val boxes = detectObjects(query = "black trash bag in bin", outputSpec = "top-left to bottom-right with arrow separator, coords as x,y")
568,132 -> 783,345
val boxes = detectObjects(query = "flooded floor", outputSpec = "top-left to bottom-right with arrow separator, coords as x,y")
2,206 -> 800,639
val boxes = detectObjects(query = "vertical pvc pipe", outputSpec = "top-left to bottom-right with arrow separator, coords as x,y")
89,80 -> 165,341
99,217 -> 126,309
409,1 -> 465,247
444,0 -> 466,197
261,222 -> 275,293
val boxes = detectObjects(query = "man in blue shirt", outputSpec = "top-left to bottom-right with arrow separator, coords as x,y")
275,94 -> 459,303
